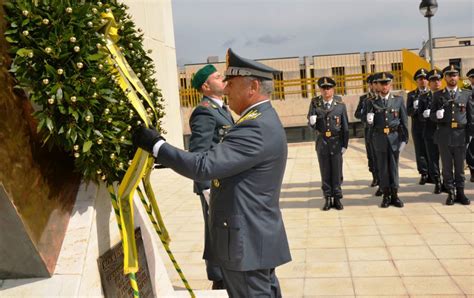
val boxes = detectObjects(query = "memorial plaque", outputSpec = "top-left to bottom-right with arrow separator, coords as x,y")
98,228 -> 154,298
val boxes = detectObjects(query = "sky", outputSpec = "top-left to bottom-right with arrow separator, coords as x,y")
172,0 -> 474,66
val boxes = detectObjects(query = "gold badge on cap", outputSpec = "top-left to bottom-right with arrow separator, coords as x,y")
324,77 -> 328,84
382,73 -> 387,80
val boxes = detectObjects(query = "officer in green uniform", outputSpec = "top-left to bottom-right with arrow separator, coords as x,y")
366,72 -> 409,208
407,68 -> 430,184
418,69 -> 443,194
307,77 -> 349,211
430,65 -> 473,205
188,64 -> 234,289
355,75 -> 379,188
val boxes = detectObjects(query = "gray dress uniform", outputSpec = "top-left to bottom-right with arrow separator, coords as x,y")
188,96 -> 234,282
308,96 -> 349,201
418,90 -> 441,191
157,101 -> 291,294
407,88 -> 429,181
366,93 -> 409,204
429,87 -> 474,203
355,91 -> 378,186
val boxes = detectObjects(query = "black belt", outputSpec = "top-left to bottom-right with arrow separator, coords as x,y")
438,123 -> 466,129
374,126 -> 399,134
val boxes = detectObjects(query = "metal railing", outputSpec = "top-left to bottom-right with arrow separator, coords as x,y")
179,70 -> 406,107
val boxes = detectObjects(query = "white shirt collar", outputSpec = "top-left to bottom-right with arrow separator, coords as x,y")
240,99 -> 270,116
419,88 -> 428,93
323,98 -> 333,106
380,93 -> 390,100
446,86 -> 458,93
207,96 -> 224,108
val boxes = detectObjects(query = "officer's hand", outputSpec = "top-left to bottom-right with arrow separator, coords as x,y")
132,126 -> 163,153
309,115 -> 317,125
436,109 -> 444,119
413,100 -> 419,109
341,147 -> 347,155
399,142 -> 407,153
367,112 -> 375,124
423,109 -> 431,118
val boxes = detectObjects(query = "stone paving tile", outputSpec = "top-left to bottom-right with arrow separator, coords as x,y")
150,140 -> 474,297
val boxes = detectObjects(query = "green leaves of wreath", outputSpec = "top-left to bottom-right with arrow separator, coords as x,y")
4,0 -> 165,184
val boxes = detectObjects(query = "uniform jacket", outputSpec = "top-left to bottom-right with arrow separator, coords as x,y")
157,101 -> 291,271
307,96 -> 349,155
354,92 -> 376,125
418,90 -> 437,137
407,89 -> 428,129
189,97 -> 234,194
429,88 -> 474,146
366,94 -> 409,152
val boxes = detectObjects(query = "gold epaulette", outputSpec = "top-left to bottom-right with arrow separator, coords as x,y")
236,110 -> 261,125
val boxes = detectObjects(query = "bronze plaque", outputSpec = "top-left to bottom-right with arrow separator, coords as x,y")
98,228 -> 154,298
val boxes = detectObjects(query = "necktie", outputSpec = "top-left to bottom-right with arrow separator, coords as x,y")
325,103 -> 330,110
450,90 -> 456,99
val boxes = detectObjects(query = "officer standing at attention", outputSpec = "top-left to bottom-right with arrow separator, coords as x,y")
188,64 -> 234,290
355,75 -> 379,188
133,48 -> 291,297
465,68 -> 474,182
407,68 -> 430,184
366,72 -> 409,208
430,65 -> 473,205
418,69 -> 443,194
308,77 -> 349,211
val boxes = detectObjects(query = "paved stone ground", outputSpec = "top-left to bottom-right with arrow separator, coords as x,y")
151,139 -> 473,297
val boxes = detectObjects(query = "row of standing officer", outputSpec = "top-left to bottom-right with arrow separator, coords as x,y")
356,66 -> 473,207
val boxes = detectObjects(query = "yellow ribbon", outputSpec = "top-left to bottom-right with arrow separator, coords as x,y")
102,11 -> 155,274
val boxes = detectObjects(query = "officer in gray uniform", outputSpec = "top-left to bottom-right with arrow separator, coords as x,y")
418,69 -> 443,194
189,64 -> 234,289
133,48 -> 291,297
429,65 -> 473,205
465,68 -> 474,182
308,77 -> 349,211
407,68 -> 430,184
366,72 -> 409,208
355,75 -> 379,188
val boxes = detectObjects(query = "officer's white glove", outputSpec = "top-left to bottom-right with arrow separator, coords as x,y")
202,189 -> 210,206
367,112 -> 375,124
341,147 -> 347,155
423,109 -> 430,118
413,100 -> 419,110
309,115 -> 317,126
436,109 -> 444,119
399,142 -> 407,153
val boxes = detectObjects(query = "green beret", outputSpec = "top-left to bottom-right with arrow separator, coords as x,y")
191,64 -> 217,90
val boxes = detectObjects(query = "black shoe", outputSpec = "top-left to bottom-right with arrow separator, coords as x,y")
212,280 -> 225,290
370,175 -> 379,187
446,191 -> 455,205
434,179 -> 442,194
322,197 -> 331,211
375,187 -> 383,197
333,197 -> 344,210
390,188 -> 404,208
455,188 -> 471,205
441,183 -> 449,194
419,174 -> 428,185
381,195 -> 390,208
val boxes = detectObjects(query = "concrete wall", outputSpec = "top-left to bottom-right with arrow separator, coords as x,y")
127,0 -> 184,148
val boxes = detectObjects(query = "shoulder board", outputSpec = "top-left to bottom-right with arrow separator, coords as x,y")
236,110 -> 261,125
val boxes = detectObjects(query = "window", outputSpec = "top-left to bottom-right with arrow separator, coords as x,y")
300,69 -> 308,98
331,67 -> 346,95
361,65 -> 367,92
459,40 -> 471,46
391,63 -> 403,90
310,69 -> 317,97
272,72 -> 285,100
370,64 -> 376,73
180,77 -> 187,89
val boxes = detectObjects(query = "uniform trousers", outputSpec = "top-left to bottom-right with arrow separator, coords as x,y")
467,139 -> 474,170
412,126 -> 428,175
423,135 -> 440,180
438,144 -> 466,189
317,151 -> 343,198
364,127 -> 378,177
374,141 -> 400,189
199,193 -> 223,282
221,268 -> 281,298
